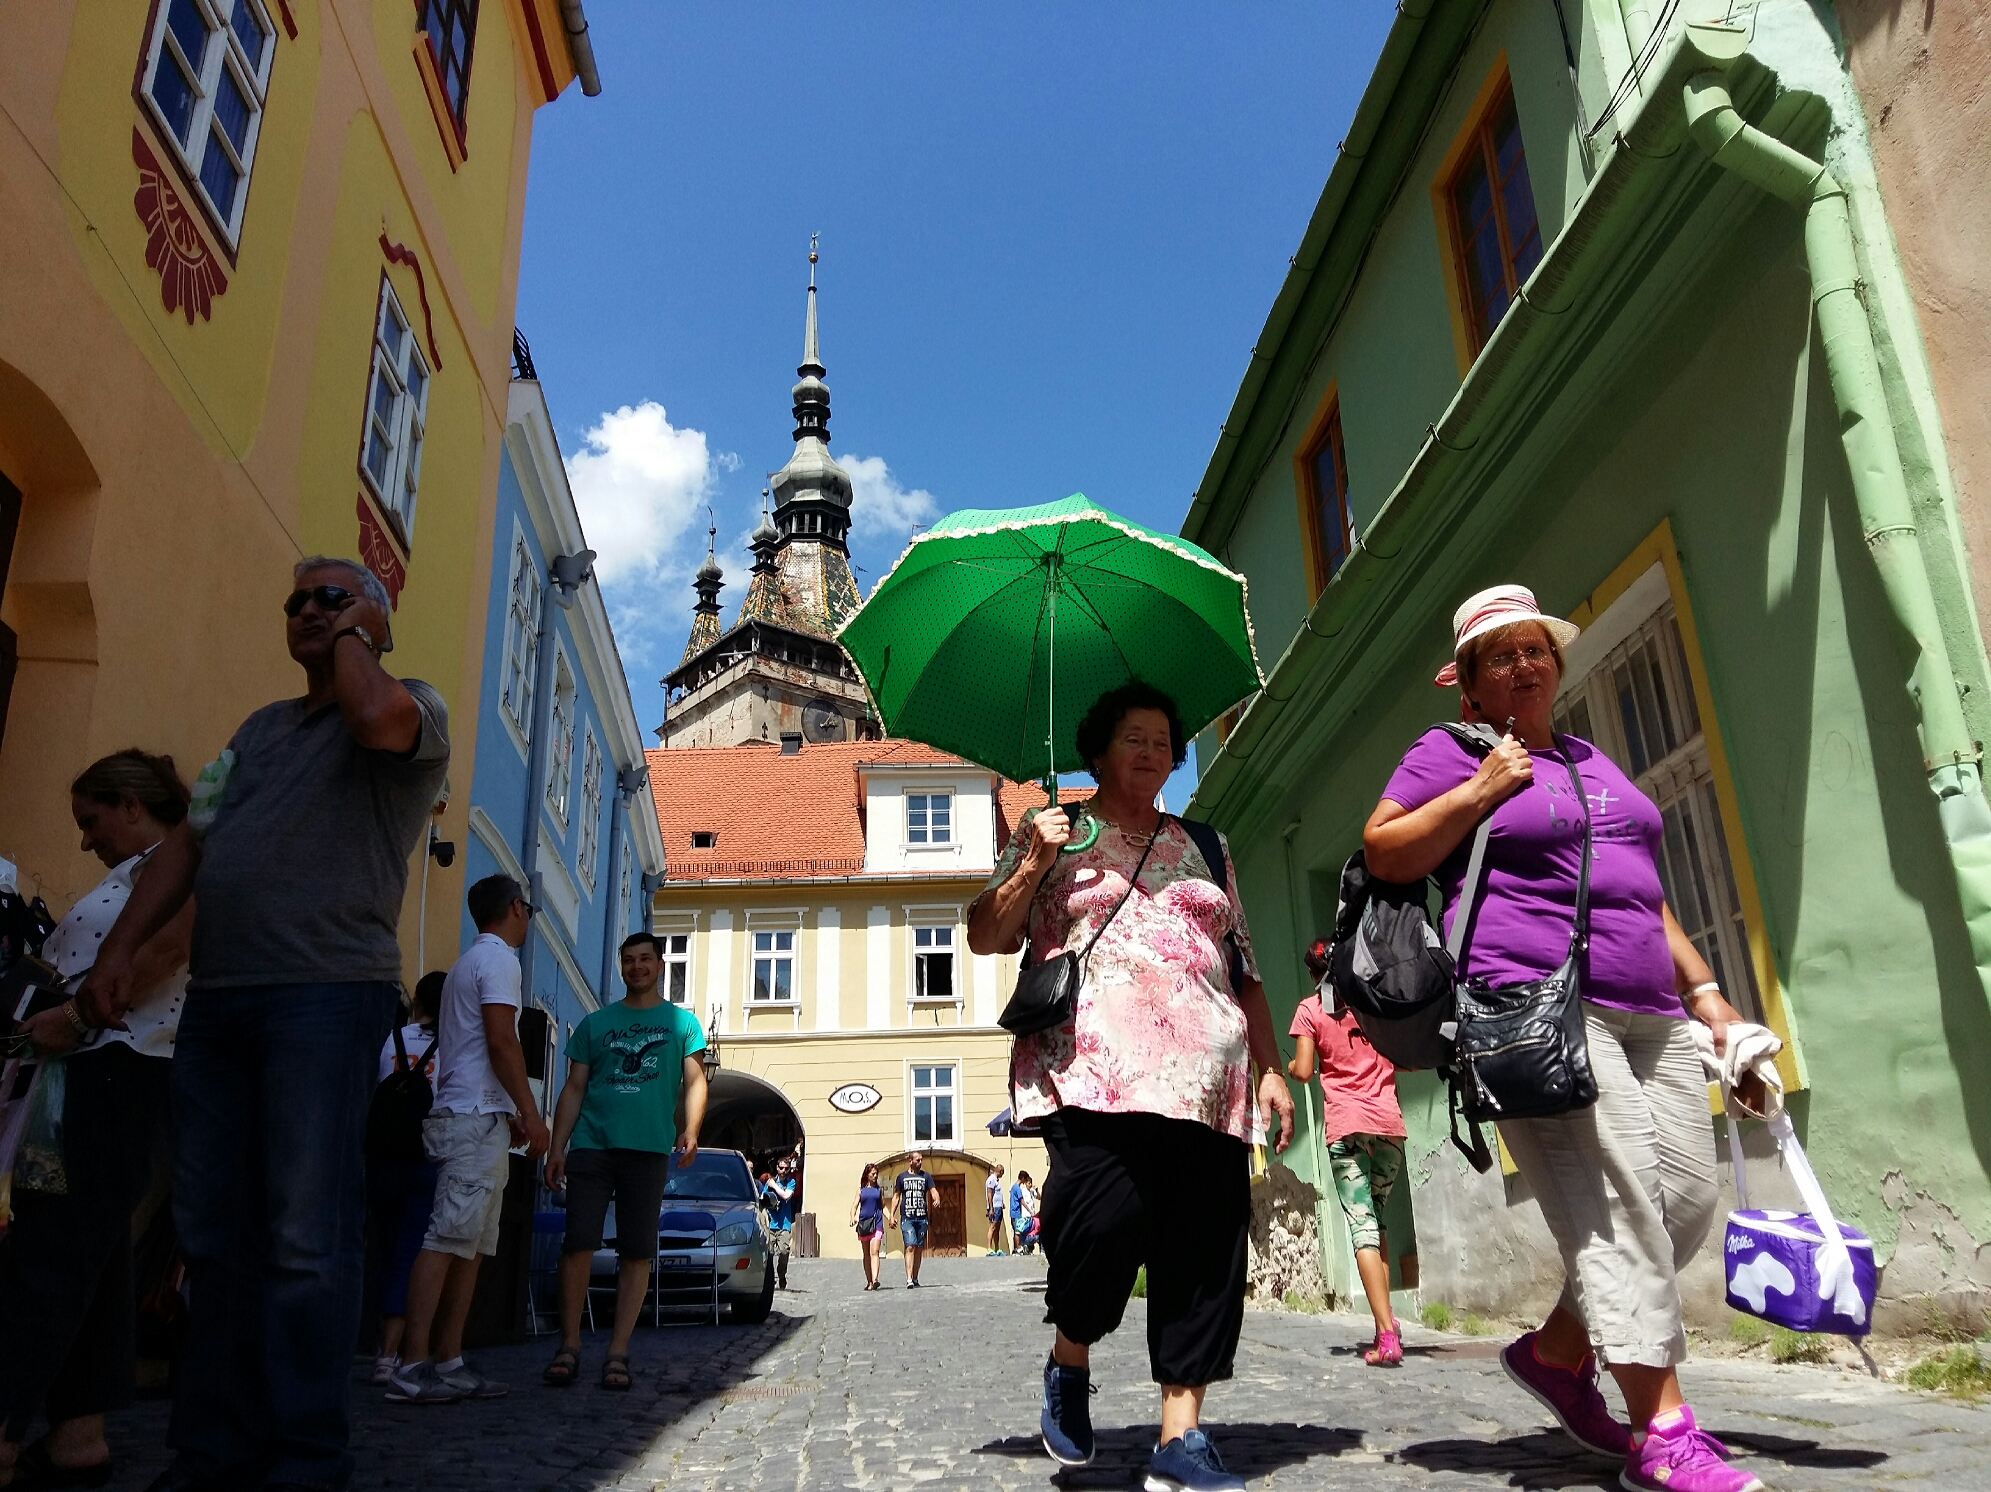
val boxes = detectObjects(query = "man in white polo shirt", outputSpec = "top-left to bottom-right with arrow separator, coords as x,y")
387,875 -> 549,1404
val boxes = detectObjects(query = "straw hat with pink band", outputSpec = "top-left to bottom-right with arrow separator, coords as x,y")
1433,584 -> 1581,687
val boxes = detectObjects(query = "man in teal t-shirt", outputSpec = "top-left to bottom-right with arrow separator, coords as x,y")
544,933 -> 706,1389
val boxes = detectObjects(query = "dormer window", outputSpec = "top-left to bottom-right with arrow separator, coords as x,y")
906,792 -> 952,845
691,831 -> 717,850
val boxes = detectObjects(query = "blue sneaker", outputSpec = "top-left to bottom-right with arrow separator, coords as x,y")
1146,1429 -> 1245,1492
1039,1353 -> 1095,1466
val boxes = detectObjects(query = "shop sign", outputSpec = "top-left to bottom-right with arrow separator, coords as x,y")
828,1082 -> 882,1114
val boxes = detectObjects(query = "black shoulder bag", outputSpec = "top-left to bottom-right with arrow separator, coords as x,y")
1450,738 -> 1599,1135
997,822 -> 1157,1037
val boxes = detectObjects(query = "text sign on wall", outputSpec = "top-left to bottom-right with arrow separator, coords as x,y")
828,1082 -> 882,1114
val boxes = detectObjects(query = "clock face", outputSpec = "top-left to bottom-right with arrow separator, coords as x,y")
802,700 -> 845,742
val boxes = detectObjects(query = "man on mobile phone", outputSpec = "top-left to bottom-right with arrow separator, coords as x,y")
81,559 -> 448,1492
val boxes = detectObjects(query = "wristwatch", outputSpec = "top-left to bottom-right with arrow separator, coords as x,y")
332,624 -> 379,656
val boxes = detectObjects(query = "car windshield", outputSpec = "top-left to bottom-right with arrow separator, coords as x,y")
664,1152 -> 755,1201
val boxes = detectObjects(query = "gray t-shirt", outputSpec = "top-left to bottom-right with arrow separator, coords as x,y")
190,680 -> 450,987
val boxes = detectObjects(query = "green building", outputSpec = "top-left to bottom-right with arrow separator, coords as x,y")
1184,0 -> 1991,1336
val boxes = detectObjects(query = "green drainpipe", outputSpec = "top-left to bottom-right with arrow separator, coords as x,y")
1682,47 -> 1991,1009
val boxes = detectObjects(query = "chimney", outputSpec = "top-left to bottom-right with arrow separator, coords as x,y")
780,732 -> 802,755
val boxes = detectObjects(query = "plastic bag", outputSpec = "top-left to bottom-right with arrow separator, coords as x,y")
14,1058 -> 68,1195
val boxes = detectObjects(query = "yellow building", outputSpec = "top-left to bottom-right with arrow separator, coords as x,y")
646,738 -> 1061,1260
0,0 -> 597,974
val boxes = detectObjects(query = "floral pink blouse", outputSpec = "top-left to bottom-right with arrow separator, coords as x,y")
989,808 -> 1264,1144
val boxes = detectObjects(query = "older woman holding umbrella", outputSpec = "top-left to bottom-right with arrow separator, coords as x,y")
846,496 -> 1285,1492
968,682 -> 1291,1492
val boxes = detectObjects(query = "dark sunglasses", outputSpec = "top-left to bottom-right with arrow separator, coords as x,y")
283,584 -> 356,618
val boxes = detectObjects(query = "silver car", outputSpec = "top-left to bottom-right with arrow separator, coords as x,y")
592,1148 -> 775,1324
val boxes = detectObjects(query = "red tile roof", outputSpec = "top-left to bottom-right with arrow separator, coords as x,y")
647,739 -> 1016,881
994,777 -> 1092,853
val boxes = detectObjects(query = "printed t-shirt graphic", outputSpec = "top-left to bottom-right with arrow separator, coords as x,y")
565,1001 -> 707,1155
895,1170 -> 935,1219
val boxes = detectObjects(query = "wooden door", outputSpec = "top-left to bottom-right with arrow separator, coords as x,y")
927,1175 -> 966,1256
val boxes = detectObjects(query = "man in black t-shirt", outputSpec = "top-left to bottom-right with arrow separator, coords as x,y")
888,1152 -> 935,1287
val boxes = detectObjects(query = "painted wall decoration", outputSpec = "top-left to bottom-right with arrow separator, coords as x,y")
827,1082 -> 882,1114
132,129 -> 226,324
357,493 -> 407,607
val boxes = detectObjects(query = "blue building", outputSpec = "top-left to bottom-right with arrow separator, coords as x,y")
453,339 -> 668,1103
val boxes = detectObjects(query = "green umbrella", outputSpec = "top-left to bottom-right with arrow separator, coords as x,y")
838,493 -> 1262,788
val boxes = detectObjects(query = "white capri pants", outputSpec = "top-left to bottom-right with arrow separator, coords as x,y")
1497,1005 -> 1719,1369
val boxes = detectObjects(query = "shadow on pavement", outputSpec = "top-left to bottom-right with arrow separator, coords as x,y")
1713,1428 -> 1890,1470
102,1312 -> 809,1491
975,1422 -> 1364,1485
1393,1432 -> 1619,1490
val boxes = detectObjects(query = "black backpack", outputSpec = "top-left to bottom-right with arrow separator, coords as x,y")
1320,722 -> 1502,1171
365,1024 -> 439,1167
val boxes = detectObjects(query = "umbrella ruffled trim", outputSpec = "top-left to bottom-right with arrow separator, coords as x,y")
840,507 -> 1268,689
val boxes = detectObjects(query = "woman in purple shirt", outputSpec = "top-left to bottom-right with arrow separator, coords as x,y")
1366,586 -> 1764,1492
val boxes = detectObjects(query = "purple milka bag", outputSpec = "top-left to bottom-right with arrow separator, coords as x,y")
1723,1106 -> 1874,1337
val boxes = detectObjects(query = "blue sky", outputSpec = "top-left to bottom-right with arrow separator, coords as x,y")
516,2 -> 1392,809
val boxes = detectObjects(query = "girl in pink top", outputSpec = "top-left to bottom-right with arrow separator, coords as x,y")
1287,991 -> 1406,1365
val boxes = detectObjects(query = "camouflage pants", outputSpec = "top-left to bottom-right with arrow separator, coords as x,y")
1327,1133 -> 1405,1253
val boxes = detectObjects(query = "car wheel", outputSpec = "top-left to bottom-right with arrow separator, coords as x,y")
730,1261 -> 775,1324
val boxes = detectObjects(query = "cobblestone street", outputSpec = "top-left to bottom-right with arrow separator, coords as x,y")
95,1254 -> 1991,1490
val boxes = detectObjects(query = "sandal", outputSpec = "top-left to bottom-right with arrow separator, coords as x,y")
1364,1321 -> 1403,1367
10,1438 -> 114,1489
541,1347 -> 580,1388
600,1354 -> 632,1392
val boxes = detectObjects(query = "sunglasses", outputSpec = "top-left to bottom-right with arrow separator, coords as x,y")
283,584 -> 357,618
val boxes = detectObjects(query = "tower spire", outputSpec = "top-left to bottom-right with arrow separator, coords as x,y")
802,232 -> 821,372
680,508 -> 726,661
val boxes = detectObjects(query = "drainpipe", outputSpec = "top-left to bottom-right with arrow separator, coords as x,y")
1682,60 -> 1991,998
518,550 -> 596,1004
597,765 -> 649,999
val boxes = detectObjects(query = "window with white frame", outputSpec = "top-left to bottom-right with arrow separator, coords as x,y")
751,931 -> 795,1003
1551,572 -> 1763,1023
140,0 -> 274,246
577,728 -> 603,888
501,532 -> 540,738
906,791 -> 952,845
911,1063 -> 957,1146
546,652 -> 576,823
913,925 -> 956,1002
359,278 -> 431,544
661,933 -> 691,1005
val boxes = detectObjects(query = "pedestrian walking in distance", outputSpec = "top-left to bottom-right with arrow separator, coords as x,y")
386,876 -> 551,1404
81,558 -> 449,1492
542,932 -> 708,1391
968,682 -> 1294,1492
0,751 -> 192,1488
984,1163 -> 1007,1255
760,1149 -> 800,1290
850,1165 -> 885,1290
367,970 -> 444,1387
1286,989 -> 1406,1365
1366,585 -> 1769,1492
1010,1172 -> 1041,1255
887,1152 -> 935,1287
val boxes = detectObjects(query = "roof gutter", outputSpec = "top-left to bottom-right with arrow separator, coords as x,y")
1187,23 -> 1752,827
1680,44 -> 1991,1004
1180,0 -> 1450,552
559,0 -> 602,96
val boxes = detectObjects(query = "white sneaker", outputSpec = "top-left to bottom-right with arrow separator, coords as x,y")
370,1354 -> 399,1387
437,1361 -> 510,1399
385,1360 -> 466,1404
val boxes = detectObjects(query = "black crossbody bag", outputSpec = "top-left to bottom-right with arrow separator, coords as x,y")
1450,738 -> 1599,1128
997,827 -> 1157,1037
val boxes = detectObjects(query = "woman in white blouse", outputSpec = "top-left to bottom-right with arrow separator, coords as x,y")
0,751 -> 193,1489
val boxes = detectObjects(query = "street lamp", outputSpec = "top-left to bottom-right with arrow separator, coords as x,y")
701,1016 -> 721,1081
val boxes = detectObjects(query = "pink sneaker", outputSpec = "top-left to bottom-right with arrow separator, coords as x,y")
1500,1331 -> 1632,1460
1363,1321 -> 1402,1367
1621,1405 -> 1763,1492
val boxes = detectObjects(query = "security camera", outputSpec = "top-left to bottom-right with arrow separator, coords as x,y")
427,825 -> 455,868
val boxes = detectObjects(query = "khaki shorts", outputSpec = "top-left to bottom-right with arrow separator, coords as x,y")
422,1108 -> 513,1259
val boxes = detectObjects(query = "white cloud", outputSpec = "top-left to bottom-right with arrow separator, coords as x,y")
715,451 -> 743,472
841,452 -> 939,536
565,402 -> 714,585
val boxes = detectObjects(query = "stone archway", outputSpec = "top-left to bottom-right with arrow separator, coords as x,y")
702,1066 -> 806,1208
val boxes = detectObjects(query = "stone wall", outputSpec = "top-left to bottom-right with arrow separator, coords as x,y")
1246,1162 -> 1327,1307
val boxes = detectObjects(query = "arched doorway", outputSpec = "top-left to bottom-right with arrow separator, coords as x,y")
701,1067 -> 806,1208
